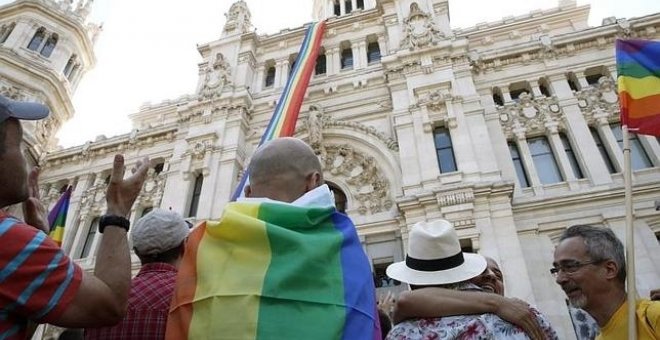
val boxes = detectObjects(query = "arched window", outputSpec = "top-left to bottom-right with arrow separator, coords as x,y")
539,77 -> 552,97
315,53 -> 326,75
187,173 -> 204,217
27,27 -> 46,51
560,133 -> 584,179
63,54 -> 77,77
264,66 -> 275,88
340,46 -> 353,70
492,87 -> 504,106
327,182 -> 347,213
508,142 -> 530,188
68,64 -> 80,81
0,22 -> 16,44
367,42 -> 381,64
528,136 -> 563,184
357,0 -> 365,9
40,33 -> 58,57
434,127 -> 457,173
590,128 -> 615,173
566,72 -> 580,92
80,217 -> 99,258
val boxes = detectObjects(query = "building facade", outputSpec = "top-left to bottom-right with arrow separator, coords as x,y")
4,0 -> 659,338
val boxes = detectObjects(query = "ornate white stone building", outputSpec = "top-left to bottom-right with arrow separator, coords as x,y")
2,0 -> 659,338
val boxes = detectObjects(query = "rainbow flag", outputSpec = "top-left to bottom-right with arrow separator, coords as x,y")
616,39 -> 660,136
166,202 -> 380,340
47,186 -> 72,246
231,21 -> 326,200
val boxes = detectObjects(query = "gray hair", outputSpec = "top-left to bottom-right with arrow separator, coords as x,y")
560,225 -> 626,283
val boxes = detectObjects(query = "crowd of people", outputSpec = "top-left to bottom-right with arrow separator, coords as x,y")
1,94 -> 659,339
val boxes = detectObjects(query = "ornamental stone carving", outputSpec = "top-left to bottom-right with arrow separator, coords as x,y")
296,105 -> 399,151
199,53 -> 232,100
497,92 -> 563,138
320,144 -> 393,215
576,76 -> 619,124
400,2 -> 445,50
223,0 -> 252,36
135,168 -> 166,208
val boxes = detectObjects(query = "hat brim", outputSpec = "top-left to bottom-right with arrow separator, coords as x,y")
386,253 -> 487,285
0,96 -> 49,122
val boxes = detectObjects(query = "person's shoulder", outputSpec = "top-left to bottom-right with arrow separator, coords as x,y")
0,214 -> 41,240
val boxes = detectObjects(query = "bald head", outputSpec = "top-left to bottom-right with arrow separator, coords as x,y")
245,138 -> 323,202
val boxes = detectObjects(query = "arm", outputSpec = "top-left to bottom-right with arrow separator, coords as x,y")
393,288 -> 546,340
52,155 -> 150,327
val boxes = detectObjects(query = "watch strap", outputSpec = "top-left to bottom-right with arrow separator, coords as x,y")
99,214 -> 130,233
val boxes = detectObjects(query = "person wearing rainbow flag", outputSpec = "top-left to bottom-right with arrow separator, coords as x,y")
167,137 -> 381,340
0,94 -> 151,339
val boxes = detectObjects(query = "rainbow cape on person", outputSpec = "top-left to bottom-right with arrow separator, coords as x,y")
166,193 -> 380,339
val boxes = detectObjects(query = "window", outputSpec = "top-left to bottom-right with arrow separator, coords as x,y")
154,162 -> 165,174
340,47 -> 353,70
344,0 -> 352,13
357,0 -> 364,9
492,87 -> 504,106
27,27 -> 46,51
529,136 -> 563,184
0,23 -> 15,44
610,124 -> 652,170
585,66 -> 607,86
68,64 -> 80,81
289,54 -> 298,78
539,78 -> 552,97
333,0 -> 341,16
327,182 -> 347,213
509,142 -> 530,188
434,127 -> 457,173
590,128 -> 615,173
63,54 -> 77,77
509,81 -> 532,101
187,173 -> 204,217
40,33 -> 58,57
567,72 -> 580,92
460,239 -> 474,253
80,217 -> 99,258
367,42 -> 381,63
315,53 -> 326,75
264,66 -> 275,88
560,133 -> 584,179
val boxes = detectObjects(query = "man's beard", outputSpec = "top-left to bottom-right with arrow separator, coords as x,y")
568,293 -> 588,309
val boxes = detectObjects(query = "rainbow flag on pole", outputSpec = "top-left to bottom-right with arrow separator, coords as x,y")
166,202 -> 380,340
616,39 -> 660,136
231,21 -> 326,200
47,186 -> 72,246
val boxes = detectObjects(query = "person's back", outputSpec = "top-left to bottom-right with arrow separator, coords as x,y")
85,209 -> 189,340
166,138 -> 380,339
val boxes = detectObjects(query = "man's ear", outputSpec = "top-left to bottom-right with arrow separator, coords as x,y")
603,260 -> 619,280
305,171 -> 322,192
244,185 -> 252,198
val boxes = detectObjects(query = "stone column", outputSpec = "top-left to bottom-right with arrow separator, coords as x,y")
546,126 -> 578,188
574,71 -> 589,89
515,133 -> 543,192
377,36 -> 388,57
339,0 -> 345,15
529,80 -> 543,97
595,118 -> 623,172
358,41 -> 368,68
351,41 -> 360,69
254,65 -> 265,92
331,47 -> 341,75
501,86 -> 513,103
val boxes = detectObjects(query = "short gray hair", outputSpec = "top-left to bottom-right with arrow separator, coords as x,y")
560,225 -> 626,283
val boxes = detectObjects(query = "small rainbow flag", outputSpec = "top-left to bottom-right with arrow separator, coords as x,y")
231,21 -> 326,200
166,202 -> 380,340
47,186 -> 72,246
616,39 -> 660,136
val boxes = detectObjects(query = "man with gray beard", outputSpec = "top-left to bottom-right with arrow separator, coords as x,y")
552,225 -> 659,339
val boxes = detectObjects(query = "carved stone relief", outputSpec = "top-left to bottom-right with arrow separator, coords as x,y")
576,76 -> 619,125
497,92 -> 564,138
199,53 -> 232,100
135,168 -> 166,208
400,2 -> 445,50
223,0 -> 252,35
320,144 -> 393,215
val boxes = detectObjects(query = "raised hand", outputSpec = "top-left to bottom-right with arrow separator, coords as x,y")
495,297 -> 545,340
21,167 -> 49,233
105,155 -> 150,217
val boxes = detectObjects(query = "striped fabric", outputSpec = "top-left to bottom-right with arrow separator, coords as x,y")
231,21 -> 326,200
0,213 -> 82,339
48,186 -> 72,246
616,39 -> 660,136
166,200 -> 379,340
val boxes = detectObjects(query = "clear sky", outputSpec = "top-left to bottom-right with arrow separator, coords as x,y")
2,0 -> 658,147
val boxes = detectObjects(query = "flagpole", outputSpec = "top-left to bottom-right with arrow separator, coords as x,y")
622,124 -> 636,340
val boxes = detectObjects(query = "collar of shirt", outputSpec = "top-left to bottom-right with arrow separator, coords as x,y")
136,262 -> 177,276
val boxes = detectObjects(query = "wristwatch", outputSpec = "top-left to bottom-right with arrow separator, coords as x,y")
99,214 -> 130,233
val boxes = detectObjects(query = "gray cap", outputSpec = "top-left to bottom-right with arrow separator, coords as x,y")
131,209 -> 189,255
0,94 -> 49,123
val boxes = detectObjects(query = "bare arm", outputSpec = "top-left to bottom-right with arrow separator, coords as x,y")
394,288 -> 546,340
52,155 -> 150,327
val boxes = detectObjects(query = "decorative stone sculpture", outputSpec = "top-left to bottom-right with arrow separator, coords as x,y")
199,53 -> 231,100
306,105 -> 324,153
400,2 -> 445,50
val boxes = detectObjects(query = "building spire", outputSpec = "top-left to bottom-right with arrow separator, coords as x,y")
222,1 -> 252,36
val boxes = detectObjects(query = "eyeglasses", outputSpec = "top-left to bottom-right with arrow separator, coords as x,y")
550,259 -> 604,277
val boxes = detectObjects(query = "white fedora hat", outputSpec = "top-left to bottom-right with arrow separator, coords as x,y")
386,220 -> 486,285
